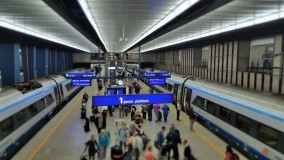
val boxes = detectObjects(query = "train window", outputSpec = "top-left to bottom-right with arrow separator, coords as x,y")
219,107 -> 231,122
65,83 -> 72,91
45,94 -> 55,106
192,96 -> 206,109
34,98 -> 47,111
28,105 -> 39,116
236,114 -> 251,133
0,117 -> 14,141
54,87 -> 59,103
207,102 -> 217,115
59,84 -> 64,98
14,110 -> 29,126
257,125 -> 279,148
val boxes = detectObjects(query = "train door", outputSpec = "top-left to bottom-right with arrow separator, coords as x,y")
59,84 -> 64,101
184,88 -> 192,114
54,87 -> 60,106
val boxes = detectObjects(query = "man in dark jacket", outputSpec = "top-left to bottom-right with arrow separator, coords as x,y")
94,113 -> 106,133
183,139 -> 193,160
147,104 -> 153,121
166,124 -> 181,160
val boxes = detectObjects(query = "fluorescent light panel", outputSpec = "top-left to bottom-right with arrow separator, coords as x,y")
0,19 -> 90,52
123,0 -> 199,52
78,0 -> 108,51
141,11 -> 284,53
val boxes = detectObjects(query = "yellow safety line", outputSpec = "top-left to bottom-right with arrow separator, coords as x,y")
28,88 -> 89,160
169,109 -> 226,158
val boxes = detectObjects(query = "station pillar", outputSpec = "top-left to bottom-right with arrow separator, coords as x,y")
0,43 -> 21,86
21,46 -> 37,81
51,50 -> 58,74
57,51 -> 63,73
36,48 -> 49,77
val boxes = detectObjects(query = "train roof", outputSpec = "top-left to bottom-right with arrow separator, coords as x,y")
0,89 -> 23,109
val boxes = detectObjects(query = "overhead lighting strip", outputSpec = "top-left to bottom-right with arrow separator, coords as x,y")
141,11 -> 284,53
78,0 -> 108,51
0,19 -> 90,52
123,0 -> 199,52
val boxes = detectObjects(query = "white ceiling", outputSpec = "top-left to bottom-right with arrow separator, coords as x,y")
130,0 -> 284,53
83,0 -> 198,52
0,0 -> 99,52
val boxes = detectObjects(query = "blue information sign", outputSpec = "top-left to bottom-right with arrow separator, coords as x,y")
93,93 -> 173,106
107,89 -> 115,95
149,79 -> 166,85
117,89 -> 124,95
66,73 -> 96,78
72,79 -> 91,86
144,72 -> 171,78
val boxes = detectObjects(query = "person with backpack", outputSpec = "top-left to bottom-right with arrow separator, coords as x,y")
162,104 -> 170,122
84,134 -> 99,160
225,145 -> 239,160
118,123 -> 129,151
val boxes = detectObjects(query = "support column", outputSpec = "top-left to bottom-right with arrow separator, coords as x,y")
138,46 -> 141,74
36,48 -> 49,77
21,46 -> 37,81
69,53 -> 73,70
52,50 -> 58,74
98,47 -> 101,77
0,43 -> 21,86
57,51 -> 63,72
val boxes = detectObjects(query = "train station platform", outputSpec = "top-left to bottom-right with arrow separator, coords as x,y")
13,78 -> 247,160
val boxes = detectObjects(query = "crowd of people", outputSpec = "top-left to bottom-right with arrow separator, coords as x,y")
79,80 -> 239,160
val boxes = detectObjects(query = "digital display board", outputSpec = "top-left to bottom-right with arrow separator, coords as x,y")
92,93 -> 173,106
117,89 -> 124,95
107,89 -> 115,95
72,79 -> 91,86
66,73 -> 96,78
144,72 -> 171,78
149,79 -> 166,85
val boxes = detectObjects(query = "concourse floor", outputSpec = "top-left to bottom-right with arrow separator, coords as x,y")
13,79 -> 247,160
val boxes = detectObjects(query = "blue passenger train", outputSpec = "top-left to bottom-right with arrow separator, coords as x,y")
0,68 -> 88,160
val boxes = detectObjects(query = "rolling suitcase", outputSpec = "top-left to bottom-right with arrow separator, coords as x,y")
111,145 -> 124,160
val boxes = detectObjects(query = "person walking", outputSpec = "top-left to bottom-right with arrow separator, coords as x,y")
176,101 -> 181,121
145,146 -> 155,160
155,126 -> 166,149
131,131 -> 144,160
141,104 -> 147,119
147,104 -> 153,121
95,113 -> 106,133
83,92 -> 89,102
118,123 -> 129,151
98,129 -> 110,160
153,104 -> 161,122
84,117 -> 91,133
189,107 -> 196,131
134,84 -> 142,94
166,124 -> 181,160
183,139 -> 193,160
108,105 -> 113,117
162,104 -> 170,122
118,105 -> 124,118
84,134 -> 99,160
